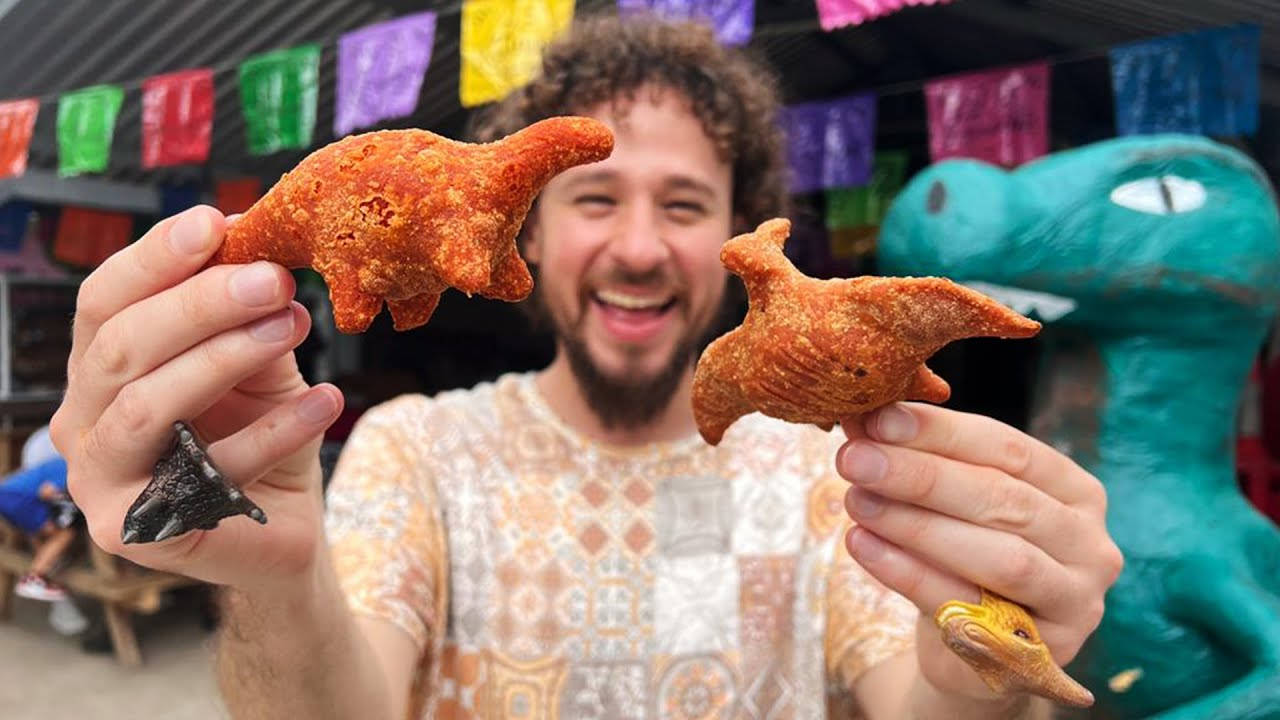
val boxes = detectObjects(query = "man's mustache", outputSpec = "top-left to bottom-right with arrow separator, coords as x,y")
588,266 -> 687,294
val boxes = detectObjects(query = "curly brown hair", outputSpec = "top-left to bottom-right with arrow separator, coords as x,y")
468,12 -> 790,229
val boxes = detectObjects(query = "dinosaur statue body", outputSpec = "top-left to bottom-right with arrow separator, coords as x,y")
879,134 -> 1280,719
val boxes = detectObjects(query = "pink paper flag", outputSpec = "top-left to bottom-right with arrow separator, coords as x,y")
816,0 -> 951,32
925,62 -> 1049,167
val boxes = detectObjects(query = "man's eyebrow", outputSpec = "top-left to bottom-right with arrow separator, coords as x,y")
564,169 -> 619,188
665,175 -> 717,199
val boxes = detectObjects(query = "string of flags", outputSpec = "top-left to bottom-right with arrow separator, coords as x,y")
0,1 -> 1263,274
776,23 -> 1257,272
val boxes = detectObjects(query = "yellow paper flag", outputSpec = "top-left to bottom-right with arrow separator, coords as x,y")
460,0 -> 574,107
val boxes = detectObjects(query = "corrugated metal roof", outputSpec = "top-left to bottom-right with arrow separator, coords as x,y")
0,0 -> 1275,190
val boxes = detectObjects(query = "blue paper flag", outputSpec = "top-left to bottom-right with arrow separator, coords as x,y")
1198,24 -> 1260,136
1110,24 -> 1259,137
0,201 -> 30,253
160,184 -> 203,219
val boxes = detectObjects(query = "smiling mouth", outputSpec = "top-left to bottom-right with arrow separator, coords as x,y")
961,281 -> 1077,322
593,289 -> 678,313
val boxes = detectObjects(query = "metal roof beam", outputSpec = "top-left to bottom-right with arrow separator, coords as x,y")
0,169 -> 159,213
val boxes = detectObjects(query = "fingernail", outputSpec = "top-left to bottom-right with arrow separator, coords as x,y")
230,262 -> 280,306
872,404 -> 918,443
248,308 -> 295,342
848,527 -> 886,562
851,490 -> 885,517
167,209 -> 211,255
297,390 -> 337,424
841,441 -> 888,485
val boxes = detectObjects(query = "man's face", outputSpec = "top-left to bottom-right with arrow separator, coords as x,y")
526,88 -> 734,428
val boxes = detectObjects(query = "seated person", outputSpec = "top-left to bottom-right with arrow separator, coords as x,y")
0,451 -> 79,601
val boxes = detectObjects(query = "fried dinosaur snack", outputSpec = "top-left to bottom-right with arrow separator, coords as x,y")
211,116 -> 615,333
691,218 -> 1040,445
122,119 -> 613,547
691,219 -> 1098,708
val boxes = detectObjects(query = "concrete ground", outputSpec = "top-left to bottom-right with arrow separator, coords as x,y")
0,591 -> 227,719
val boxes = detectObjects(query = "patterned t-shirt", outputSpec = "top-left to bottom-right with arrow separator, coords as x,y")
325,372 -> 917,719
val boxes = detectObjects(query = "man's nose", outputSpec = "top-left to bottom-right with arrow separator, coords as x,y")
608,202 -> 671,272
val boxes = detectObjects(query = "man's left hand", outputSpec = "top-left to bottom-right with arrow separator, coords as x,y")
836,402 -> 1124,701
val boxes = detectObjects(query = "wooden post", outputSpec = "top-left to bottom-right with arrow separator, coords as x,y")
89,543 -> 142,667
0,519 -> 18,621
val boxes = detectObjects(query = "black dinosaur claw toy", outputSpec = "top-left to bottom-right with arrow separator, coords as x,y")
121,421 -> 267,544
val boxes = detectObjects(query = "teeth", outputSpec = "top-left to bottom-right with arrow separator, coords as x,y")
595,289 -> 672,311
962,281 -> 1077,322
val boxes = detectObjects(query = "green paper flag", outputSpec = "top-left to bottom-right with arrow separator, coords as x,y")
238,45 -> 321,155
825,151 -> 910,229
57,85 -> 124,176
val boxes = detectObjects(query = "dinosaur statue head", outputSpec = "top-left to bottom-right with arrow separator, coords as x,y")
879,134 -> 1280,337
879,136 -> 1280,720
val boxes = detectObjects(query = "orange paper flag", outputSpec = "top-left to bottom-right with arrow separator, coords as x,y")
0,99 -> 39,180
215,177 -> 262,215
54,206 -> 135,268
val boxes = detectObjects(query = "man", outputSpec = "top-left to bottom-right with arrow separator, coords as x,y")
0,450 -> 77,602
51,15 -> 1121,720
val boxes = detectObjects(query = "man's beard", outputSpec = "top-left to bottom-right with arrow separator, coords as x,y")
560,327 -> 697,432
533,270 -> 741,432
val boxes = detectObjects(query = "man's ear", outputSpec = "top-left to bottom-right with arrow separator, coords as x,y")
522,203 -> 543,265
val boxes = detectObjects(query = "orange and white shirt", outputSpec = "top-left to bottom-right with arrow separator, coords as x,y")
325,372 -> 917,719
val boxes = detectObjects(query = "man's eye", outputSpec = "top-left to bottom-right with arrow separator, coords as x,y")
575,195 -> 615,206
666,201 -> 705,217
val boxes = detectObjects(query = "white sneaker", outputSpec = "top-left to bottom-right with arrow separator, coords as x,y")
14,573 -> 67,602
49,597 -> 88,635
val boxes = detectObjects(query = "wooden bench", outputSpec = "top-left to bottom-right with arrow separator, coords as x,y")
0,517 -> 202,666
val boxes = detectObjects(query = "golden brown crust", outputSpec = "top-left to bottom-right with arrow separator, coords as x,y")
210,117 -> 614,333
692,218 -> 1041,445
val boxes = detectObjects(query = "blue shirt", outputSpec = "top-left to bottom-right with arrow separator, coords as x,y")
0,456 -> 68,533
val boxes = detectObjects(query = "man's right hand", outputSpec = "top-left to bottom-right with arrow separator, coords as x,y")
50,205 -> 344,592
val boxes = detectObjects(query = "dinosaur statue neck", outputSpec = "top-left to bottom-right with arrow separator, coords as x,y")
1032,328 -> 1262,551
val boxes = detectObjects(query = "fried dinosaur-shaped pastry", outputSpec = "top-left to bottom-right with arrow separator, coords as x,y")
210,116 -> 614,333
937,589 -> 1094,707
691,219 -> 1094,708
125,119 -> 612,546
122,422 -> 265,545
691,218 -> 1041,445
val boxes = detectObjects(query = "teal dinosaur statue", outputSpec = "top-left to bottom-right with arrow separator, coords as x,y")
877,134 -> 1280,719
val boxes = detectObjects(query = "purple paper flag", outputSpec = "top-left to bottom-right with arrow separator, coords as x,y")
780,93 -> 876,193
617,0 -> 754,46
335,12 -> 438,137
780,104 -> 826,194
821,93 -> 877,188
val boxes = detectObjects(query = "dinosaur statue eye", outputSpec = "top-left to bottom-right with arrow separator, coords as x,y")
1109,175 -> 1206,215
1013,628 -> 1031,640
927,180 -> 947,214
